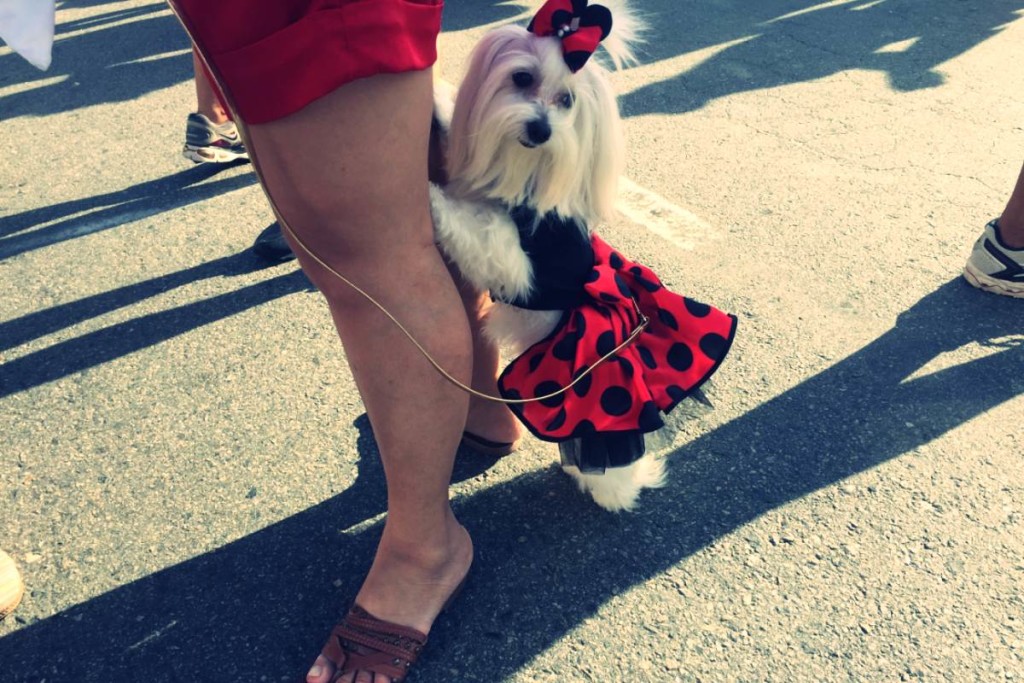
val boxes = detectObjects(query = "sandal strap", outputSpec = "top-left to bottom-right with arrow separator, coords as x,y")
345,606 -> 428,643
323,606 -> 428,682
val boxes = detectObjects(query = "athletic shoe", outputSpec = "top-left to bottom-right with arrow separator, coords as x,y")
963,219 -> 1024,298
182,112 -> 248,164
252,222 -> 296,263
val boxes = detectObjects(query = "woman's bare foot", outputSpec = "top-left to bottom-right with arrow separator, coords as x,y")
306,515 -> 473,683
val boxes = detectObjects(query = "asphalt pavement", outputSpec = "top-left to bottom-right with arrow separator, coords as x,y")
2,1 -> 1023,681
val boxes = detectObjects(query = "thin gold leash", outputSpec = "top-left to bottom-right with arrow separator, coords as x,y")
168,1 -> 649,405
275,217 -> 651,404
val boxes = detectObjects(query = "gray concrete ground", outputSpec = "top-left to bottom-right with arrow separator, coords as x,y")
2,1 -> 1023,681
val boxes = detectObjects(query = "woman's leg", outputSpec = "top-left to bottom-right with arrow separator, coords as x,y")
998,161 -> 1024,248
242,70 -> 474,683
452,273 -> 521,446
191,47 -> 230,124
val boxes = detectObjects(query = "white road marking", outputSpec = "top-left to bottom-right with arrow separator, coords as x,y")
0,74 -> 68,99
110,47 -> 192,67
851,0 -> 888,10
125,620 -> 178,652
616,177 -> 719,251
763,0 -> 859,24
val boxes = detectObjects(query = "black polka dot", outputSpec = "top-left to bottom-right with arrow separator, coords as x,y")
667,343 -> 694,371
638,345 -> 658,370
609,252 -> 624,269
666,385 -> 687,404
528,353 -> 545,373
571,369 -> 593,398
599,292 -> 619,304
545,407 -> 567,432
596,330 -> 617,356
600,386 -> 633,416
631,267 -> 662,292
614,274 -> 632,298
570,419 -> 596,437
616,357 -> 635,379
685,298 -> 711,318
586,269 -> 600,283
535,381 -> 564,408
503,387 -> 523,401
657,308 -> 679,331
553,335 -> 577,361
637,401 -> 663,431
699,333 -> 728,360
572,310 -> 587,337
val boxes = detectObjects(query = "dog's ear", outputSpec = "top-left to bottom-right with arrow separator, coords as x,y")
432,76 -> 457,132
576,65 -> 626,224
429,116 -> 448,186
430,77 -> 457,186
447,27 -> 524,185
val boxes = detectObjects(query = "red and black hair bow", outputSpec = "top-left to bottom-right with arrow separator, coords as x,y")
527,0 -> 613,73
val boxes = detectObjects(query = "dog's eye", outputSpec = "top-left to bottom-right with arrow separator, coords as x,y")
512,71 -> 534,89
558,92 -> 573,108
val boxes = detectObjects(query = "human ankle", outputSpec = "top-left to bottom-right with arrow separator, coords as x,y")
997,217 -> 1024,249
466,402 -> 519,435
377,518 -> 468,571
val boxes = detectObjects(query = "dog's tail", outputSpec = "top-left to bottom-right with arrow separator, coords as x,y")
596,0 -> 647,70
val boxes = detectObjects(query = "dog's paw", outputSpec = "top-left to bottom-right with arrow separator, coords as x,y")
563,455 -> 665,512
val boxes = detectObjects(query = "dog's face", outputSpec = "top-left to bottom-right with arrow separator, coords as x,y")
481,31 -> 578,151
447,26 -> 625,223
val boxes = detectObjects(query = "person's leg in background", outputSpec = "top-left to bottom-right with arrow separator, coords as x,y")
454,276 -> 523,453
965,160 -> 1024,297
996,161 -> 1024,247
184,45 -> 294,262
182,47 -> 246,164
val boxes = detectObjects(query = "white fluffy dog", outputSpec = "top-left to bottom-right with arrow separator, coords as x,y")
429,1 -> 668,511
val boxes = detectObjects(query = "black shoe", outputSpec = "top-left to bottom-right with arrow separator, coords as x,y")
252,222 -> 296,263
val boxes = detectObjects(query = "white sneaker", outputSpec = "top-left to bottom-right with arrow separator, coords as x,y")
963,219 -> 1024,298
0,550 -> 24,620
182,112 -> 248,164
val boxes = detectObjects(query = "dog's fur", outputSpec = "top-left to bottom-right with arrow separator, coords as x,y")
429,2 -> 662,511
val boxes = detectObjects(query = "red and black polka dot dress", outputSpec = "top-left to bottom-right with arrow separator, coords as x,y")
496,206 -> 737,473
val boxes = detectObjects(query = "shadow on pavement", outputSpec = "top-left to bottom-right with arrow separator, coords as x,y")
0,163 -> 256,260
620,0 -> 1024,117
0,279 -> 1020,681
0,5 -> 190,120
0,266 -> 314,399
0,250 -> 290,353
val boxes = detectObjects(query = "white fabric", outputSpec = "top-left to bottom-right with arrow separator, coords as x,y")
0,0 -> 57,70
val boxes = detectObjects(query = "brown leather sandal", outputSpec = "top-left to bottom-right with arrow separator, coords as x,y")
460,430 -> 519,457
321,605 -> 427,682
320,573 -> 469,682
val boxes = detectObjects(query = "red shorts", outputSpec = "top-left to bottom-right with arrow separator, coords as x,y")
171,0 -> 444,124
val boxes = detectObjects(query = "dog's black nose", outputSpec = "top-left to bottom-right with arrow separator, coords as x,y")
525,117 -> 551,146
